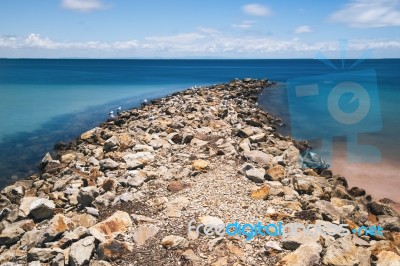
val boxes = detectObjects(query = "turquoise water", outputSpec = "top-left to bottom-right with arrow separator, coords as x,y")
0,59 -> 399,201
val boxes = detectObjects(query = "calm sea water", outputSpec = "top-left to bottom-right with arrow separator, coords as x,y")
0,59 -> 399,201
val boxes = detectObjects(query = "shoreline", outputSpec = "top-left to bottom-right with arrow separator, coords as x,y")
0,79 -> 399,265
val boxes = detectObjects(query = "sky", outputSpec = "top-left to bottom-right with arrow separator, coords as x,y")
0,0 -> 399,58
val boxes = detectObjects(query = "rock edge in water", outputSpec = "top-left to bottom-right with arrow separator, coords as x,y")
0,78 -> 399,265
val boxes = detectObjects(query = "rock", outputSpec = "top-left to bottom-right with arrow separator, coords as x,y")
322,235 -> 368,266
132,225 -> 160,246
71,214 -> 98,228
98,240 -> 132,261
349,187 -> 366,197
239,139 -> 251,152
278,243 -> 322,266
43,214 -> 75,243
245,168 -> 265,183
192,159 -> 209,171
165,196 -> 190,218
377,215 -> 400,231
131,214 -> 156,223
250,185 -> 270,200
182,249 -> 201,262
27,248 -> 63,263
29,198 -> 55,220
89,261 -> 112,266
69,236 -> 96,266
167,181 -> 190,193
265,241 -> 282,255
249,133 -> 266,143
244,150 -> 271,166
237,127 -> 255,138
86,207 -> 100,217
375,251 -> 400,266
294,178 -> 314,194
41,152 -> 53,168
314,200 -> 341,223
60,153 -> 76,164
89,211 -> 132,242
123,152 -> 154,169
104,136 -> 119,152
78,186 -> 100,207
266,165 -> 285,181
301,151 -> 329,169
198,216 -> 224,227
161,235 -> 189,249
99,158 -> 119,170
0,223 -> 26,245
81,127 -> 101,140
58,226 -> 89,248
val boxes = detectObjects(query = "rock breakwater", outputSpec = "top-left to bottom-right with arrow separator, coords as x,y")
0,79 -> 399,265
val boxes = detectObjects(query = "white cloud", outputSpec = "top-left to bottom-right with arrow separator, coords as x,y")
232,21 -> 256,29
242,4 -> 271,17
62,0 -> 105,12
1,32 -> 400,57
196,27 -> 219,35
294,25 -> 312,34
331,0 -> 400,28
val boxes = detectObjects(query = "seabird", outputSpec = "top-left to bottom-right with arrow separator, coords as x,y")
109,111 -> 115,118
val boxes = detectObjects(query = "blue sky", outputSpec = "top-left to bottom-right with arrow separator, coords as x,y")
0,0 -> 399,58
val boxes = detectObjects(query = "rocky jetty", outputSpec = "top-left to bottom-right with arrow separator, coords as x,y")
0,79 -> 399,265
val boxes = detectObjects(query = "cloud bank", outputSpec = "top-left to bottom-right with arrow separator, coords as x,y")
1,31 -> 400,58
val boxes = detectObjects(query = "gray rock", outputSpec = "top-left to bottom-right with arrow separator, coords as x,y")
377,215 -> 400,231
245,168 -> 265,183
78,186 -> 100,207
123,152 -> 154,169
69,236 -> 96,266
27,248 -> 63,263
244,150 -> 271,166
99,158 -> 119,170
104,136 -> 119,152
29,198 -> 55,220
322,235 -> 368,266
132,225 -> 160,246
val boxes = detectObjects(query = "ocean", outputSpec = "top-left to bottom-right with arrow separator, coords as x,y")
0,59 -> 399,201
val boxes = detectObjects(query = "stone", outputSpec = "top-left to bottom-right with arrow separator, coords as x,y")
29,198 -> 55,220
0,223 -> 26,245
192,159 -> 209,171
198,216 -> 224,227
278,243 -> 322,266
81,127 -> 101,140
58,226 -> 89,248
265,241 -> 282,255
245,168 -> 265,183
314,200 -> 341,223
132,225 -> 160,246
71,213 -> 98,228
182,249 -> 201,262
161,235 -> 189,249
60,153 -> 76,164
27,248 -> 63,263
89,211 -> 132,242
375,251 -> 400,266
244,150 -> 271,166
89,261 -> 112,266
104,136 -> 119,152
86,207 -> 100,217
165,196 -> 190,218
69,236 -> 96,266
167,181 -> 190,193
249,133 -> 266,143
131,214 -> 156,223
99,158 -> 119,170
377,215 -> 400,231
98,240 -> 132,261
123,152 -> 154,169
266,165 -> 285,181
250,185 -> 270,200
322,235 -> 366,266
237,127 -> 255,138
239,139 -> 251,152
78,186 -> 100,207
43,214 -> 75,243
